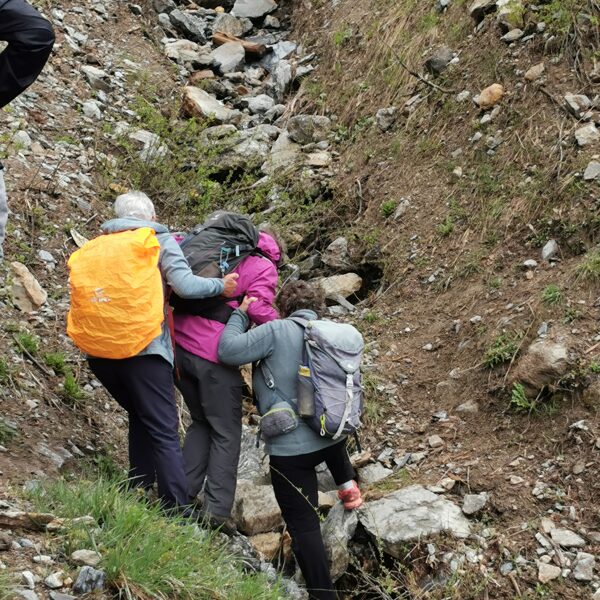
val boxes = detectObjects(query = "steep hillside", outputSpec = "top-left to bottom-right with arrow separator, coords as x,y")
287,0 -> 600,597
0,0 -> 599,599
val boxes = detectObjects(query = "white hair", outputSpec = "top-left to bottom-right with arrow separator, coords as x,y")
114,191 -> 156,220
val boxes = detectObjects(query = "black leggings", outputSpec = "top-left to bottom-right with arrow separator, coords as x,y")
269,441 -> 355,600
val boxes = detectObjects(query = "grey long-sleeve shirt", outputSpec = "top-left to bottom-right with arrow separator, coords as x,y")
100,217 -> 225,366
218,308 -> 340,456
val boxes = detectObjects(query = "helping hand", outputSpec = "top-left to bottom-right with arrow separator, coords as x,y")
239,296 -> 258,313
222,273 -> 239,298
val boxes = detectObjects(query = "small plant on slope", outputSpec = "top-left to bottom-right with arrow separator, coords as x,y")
13,332 -> 38,356
577,248 -> 600,282
541,284 -> 563,305
60,370 -> 86,404
44,351 -> 67,375
483,333 -> 522,368
0,357 -> 9,384
510,382 -> 537,412
380,200 -> 396,218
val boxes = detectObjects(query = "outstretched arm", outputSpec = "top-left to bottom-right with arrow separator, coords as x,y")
218,308 -> 276,366
159,235 -> 229,299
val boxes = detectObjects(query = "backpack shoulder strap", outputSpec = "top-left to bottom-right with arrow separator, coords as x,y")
288,316 -> 310,329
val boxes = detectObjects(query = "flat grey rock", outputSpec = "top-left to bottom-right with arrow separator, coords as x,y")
358,463 -> 393,485
550,528 -> 586,548
359,485 -> 470,558
232,0 -> 277,19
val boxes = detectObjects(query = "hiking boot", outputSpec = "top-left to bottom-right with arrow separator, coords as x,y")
198,508 -> 237,536
337,481 -> 363,510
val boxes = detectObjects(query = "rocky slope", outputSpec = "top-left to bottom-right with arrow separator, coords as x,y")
1,0 -> 600,598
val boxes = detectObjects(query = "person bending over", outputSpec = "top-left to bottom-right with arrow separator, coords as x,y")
218,280 -> 363,600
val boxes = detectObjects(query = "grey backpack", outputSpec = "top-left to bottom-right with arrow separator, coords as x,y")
291,317 -> 364,439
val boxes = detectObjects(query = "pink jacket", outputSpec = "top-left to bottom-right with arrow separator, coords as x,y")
174,232 -> 280,363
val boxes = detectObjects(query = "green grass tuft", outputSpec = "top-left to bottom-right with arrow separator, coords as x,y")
44,352 -> 67,375
0,569 -> 16,600
483,333 -> 522,368
541,284 -> 563,306
380,200 -> 396,218
27,478 -> 283,600
60,370 -> 86,404
436,216 -> 454,237
14,332 -> 38,356
577,249 -> 600,282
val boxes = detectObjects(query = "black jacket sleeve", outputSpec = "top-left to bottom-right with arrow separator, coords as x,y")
0,0 -> 55,108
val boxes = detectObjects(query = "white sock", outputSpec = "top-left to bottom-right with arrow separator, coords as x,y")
339,480 -> 355,491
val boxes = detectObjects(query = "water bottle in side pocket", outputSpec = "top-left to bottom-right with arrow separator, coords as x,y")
297,365 -> 315,417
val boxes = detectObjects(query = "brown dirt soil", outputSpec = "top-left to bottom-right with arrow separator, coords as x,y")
290,0 -> 600,597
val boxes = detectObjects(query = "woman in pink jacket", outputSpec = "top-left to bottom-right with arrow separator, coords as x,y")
173,229 -> 282,529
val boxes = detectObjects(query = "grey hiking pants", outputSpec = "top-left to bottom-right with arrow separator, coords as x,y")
175,344 -> 243,518
0,169 -> 6,260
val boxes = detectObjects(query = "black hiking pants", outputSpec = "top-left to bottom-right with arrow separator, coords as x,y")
89,355 -> 190,510
269,442 -> 356,600
175,344 -> 243,517
0,0 -> 55,108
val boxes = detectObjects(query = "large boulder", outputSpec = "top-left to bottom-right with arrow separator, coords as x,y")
359,485 -> 470,558
575,123 -> 599,147
212,13 -> 252,37
287,115 -> 331,145
210,42 -> 245,74
496,0 -> 525,32
164,40 -> 212,65
321,503 -> 358,581
169,9 -> 208,42
425,46 -> 454,75
232,0 -> 277,19
509,337 -> 570,397
321,237 -> 352,270
475,84 -> 504,109
261,131 -> 302,174
11,262 -> 47,312
248,531 -> 282,560
316,273 -> 362,300
233,480 -> 283,535
267,59 -> 292,103
199,124 -> 279,174
182,87 -> 241,124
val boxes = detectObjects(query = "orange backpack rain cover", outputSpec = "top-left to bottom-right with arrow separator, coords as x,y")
67,227 -> 164,359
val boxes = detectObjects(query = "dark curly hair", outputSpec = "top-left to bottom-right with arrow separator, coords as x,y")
277,280 -> 326,318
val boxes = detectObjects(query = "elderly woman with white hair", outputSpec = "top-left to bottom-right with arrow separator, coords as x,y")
83,191 -> 238,513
